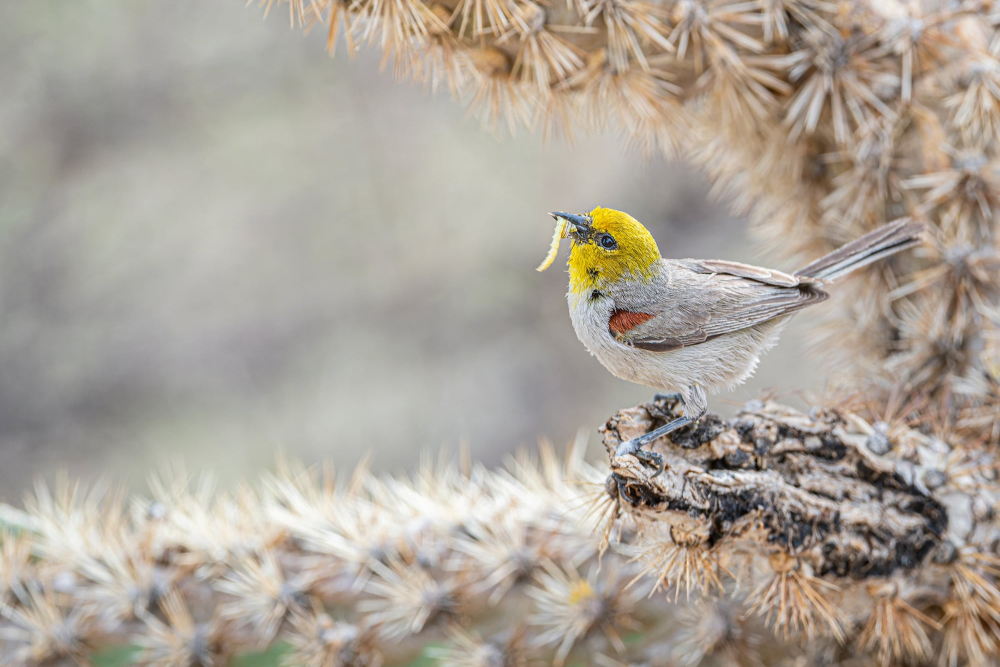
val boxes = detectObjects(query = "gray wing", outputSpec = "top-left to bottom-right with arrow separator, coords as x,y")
618,260 -> 828,352
693,259 -> 807,287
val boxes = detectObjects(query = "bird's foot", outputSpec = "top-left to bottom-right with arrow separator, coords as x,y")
614,439 -> 664,478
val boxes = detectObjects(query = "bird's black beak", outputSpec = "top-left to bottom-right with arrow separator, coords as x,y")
549,212 -> 592,242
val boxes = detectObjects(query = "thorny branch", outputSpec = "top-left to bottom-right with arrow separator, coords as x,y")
601,396 -> 1000,657
0,399 -> 999,666
605,397 -> 949,580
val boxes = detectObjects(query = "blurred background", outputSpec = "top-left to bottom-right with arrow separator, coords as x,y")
0,1 -> 817,500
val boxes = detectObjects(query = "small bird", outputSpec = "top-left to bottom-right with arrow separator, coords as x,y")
543,207 -> 923,475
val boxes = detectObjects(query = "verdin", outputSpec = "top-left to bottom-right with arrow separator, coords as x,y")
542,207 -> 923,475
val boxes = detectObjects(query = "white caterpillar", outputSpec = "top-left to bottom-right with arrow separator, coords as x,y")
536,216 -> 568,272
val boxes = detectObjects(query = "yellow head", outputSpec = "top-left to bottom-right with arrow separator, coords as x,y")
553,207 -> 661,295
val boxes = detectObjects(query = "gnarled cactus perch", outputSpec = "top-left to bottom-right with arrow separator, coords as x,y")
2,397 -> 1000,665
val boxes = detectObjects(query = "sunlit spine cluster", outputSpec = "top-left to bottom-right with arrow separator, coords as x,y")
0,445 -> 637,667
0,397 -> 999,666
267,0 -> 1000,443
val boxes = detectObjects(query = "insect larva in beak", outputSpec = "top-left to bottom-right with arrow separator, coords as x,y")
536,216 -> 568,272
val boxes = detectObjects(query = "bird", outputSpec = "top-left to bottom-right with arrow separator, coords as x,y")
543,207 -> 923,475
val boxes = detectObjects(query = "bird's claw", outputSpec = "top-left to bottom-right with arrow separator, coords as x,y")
635,449 -> 664,478
614,439 -> 664,478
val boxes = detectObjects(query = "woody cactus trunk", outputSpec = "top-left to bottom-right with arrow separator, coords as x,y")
3,0 -> 1000,665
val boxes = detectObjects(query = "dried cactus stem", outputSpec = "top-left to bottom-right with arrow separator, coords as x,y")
600,395 -> 1000,657
604,396 -> 949,580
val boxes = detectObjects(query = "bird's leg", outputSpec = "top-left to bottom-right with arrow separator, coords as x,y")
614,415 -> 691,476
614,385 -> 708,478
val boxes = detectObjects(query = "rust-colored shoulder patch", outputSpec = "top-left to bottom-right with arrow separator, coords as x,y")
609,310 -> 656,336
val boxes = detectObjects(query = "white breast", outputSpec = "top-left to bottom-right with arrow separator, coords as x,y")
567,290 -> 790,399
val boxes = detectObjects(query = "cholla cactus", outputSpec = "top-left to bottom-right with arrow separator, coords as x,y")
2,399 -> 1000,666
262,0 -> 1000,441
0,446 -> 621,667
3,0 -> 1000,665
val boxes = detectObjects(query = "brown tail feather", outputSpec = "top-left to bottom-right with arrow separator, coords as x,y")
794,219 -> 924,281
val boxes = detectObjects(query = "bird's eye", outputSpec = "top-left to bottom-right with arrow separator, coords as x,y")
599,234 -> 617,250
